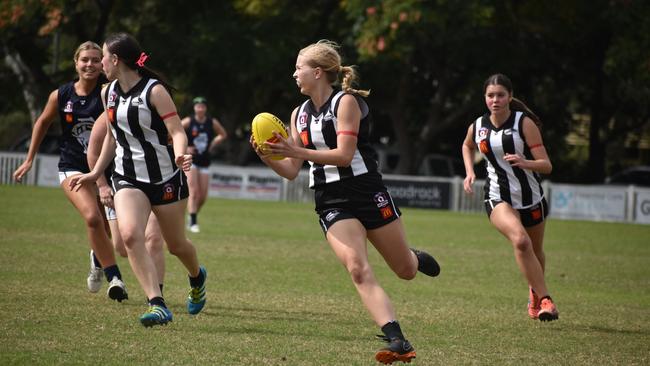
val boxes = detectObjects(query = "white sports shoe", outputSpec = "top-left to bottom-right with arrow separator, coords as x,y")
87,250 -> 103,293
189,224 -> 200,233
107,277 -> 129,302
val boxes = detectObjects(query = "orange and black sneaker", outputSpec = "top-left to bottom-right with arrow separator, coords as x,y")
375,335 -> 417,364
527,287 -> 541,319
538,297 -> 559,322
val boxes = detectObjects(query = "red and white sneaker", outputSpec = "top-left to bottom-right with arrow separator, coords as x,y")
527,287 -> 541,319
538,297 -> 559,322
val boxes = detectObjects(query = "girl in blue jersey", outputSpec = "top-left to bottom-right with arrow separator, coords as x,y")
461,73 -> 559,321
13,41 -> 128,302
252,40 -> 440,365
69,33 -> 207,327
181,96 -> 228,233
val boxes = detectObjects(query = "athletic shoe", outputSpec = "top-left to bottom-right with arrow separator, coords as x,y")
411,248 -> 440,277
189,224 -> 200,233
187,266 -> 207,315
375,335 -> 417,364
528,287 -> 541,319
139,305 -> 173,327
87,250 -> 103,293
107,277 -> 129,302
538,297 -> 559,321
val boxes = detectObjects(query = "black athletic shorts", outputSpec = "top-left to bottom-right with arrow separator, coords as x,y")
485,197 -> 549,227
315,172 -> 401,234
112,169 -> 188,206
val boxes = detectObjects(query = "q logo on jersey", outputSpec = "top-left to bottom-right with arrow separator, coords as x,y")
162,183 -> 175,201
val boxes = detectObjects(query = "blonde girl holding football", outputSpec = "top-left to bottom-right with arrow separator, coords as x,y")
69,32 -> 206,327
251,40 -> 440,364
461,73 -> 558,321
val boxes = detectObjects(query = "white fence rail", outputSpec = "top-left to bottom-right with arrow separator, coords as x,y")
1,152 -> 648,225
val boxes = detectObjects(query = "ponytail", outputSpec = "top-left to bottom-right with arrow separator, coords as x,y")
340,65 -> 370,97
510,97 -> 541,127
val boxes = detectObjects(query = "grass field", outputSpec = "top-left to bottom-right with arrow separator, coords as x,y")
0,185 -> 649,365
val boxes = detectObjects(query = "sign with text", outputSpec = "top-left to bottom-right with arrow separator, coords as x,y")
208,165 -> 283,201
384,178 -> 451,209
634,190 -> 650,224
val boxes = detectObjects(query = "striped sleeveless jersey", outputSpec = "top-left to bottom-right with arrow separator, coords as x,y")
473,111 -> 544,209
294,91 -> 378,188
105,78 -> 176,184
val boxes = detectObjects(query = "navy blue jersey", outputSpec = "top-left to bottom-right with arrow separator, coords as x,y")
57,80 -> 104,171
185,116 -> 215,167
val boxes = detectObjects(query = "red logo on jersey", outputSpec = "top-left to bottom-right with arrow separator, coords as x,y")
479,139 -> 490,154
380,206 -> 394,219
65,113 -> 73,123
107,108 -> 116,124
300,131 -> 309,146
162,183 -> 174,201
531,208 -> 542,220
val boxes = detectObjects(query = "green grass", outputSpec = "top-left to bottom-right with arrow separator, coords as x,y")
0,185 -> 649,365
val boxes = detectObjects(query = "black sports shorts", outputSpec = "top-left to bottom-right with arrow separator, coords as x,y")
315,172 -> 401,234
112,169 -> 188,206
485,197 -> 549,227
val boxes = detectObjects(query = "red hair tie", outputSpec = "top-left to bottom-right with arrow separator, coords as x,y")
136,52 -> 149,67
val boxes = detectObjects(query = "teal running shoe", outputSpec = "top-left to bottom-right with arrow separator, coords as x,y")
139,305 -> 173,327
187,266 -> 207,315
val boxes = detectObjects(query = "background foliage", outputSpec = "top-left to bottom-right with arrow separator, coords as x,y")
1,0 -> 649,182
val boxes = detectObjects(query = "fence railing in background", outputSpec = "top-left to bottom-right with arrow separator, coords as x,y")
1,152 -> 648,225
0,152 -> 37,186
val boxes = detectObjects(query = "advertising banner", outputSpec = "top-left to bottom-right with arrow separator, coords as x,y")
384,178 -> 451,209
550,184 -> 626,222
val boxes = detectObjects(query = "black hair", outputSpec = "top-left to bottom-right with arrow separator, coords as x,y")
104,32 -> 174,92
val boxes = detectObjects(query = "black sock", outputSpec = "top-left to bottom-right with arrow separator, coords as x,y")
148,296 -> 166,308
381,320 -> 405,340
103,265 -> 122,282
541,295 -> 552,301
92,252 -> 102,268
190,213 -> 197,226
189,268 -> 205,287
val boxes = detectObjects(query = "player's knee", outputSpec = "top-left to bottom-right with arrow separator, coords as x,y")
119,229 -> 142,250
511,233 -> 532,252
347,261 -> 371,285
84,211 -> 104,230
166,239 -> 192,257
395,264 -> 417,280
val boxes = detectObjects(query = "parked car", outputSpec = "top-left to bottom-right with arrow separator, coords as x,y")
375,146 -> 467,177
605,166 -> 650,187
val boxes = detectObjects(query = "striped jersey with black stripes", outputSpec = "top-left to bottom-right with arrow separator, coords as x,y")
473,111 -> 544,209
104,78 -> 177,184
294,90 -> 379,188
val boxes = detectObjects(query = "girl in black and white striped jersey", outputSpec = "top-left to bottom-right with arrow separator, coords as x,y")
69,33 -> 207,327
251,40 -> 440,364
461,73 -> 559,321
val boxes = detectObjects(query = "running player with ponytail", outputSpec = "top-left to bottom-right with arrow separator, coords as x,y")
461,73 -> 559,321
69,33 -> 207,327
251,40 -> 440,364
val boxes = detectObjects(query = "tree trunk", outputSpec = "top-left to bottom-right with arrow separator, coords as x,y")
3,44 -> 46,123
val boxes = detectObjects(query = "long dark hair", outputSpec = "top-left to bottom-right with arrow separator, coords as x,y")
483,73 -> 541,127
104,32 -> 174,92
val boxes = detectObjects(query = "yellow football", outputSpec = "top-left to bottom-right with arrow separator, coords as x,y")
252,112 -> 288,160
